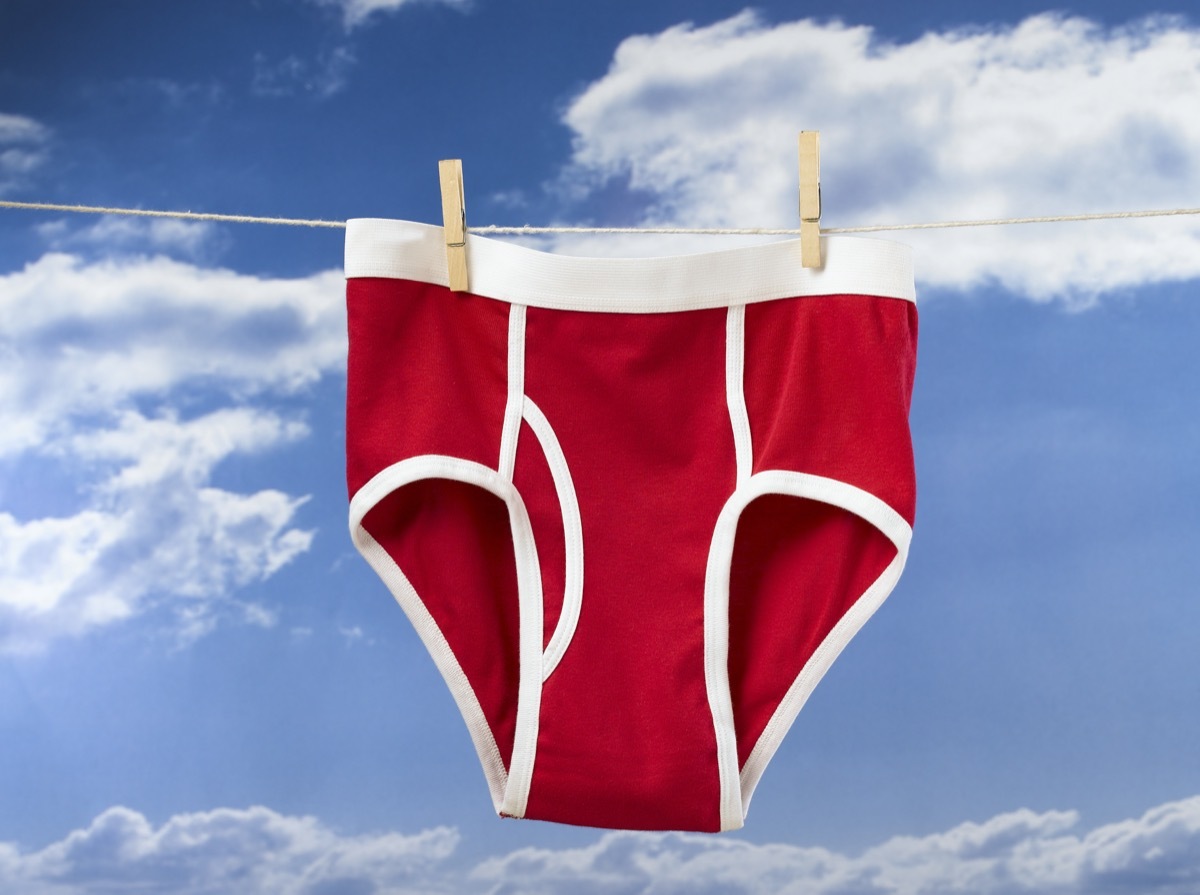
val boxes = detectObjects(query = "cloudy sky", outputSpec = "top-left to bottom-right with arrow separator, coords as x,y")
2,0 -> 1200,892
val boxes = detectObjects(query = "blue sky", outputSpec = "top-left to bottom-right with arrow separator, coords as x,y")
2,0 -> 1200,892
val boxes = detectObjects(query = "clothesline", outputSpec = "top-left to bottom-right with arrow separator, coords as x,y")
2,198 -> 1200,235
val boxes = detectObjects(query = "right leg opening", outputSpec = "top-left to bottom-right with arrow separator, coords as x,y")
355,473 -> 522,798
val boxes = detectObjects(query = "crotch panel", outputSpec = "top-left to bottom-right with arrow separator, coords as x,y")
515,397 -> 584,681
501,302 -> 585,681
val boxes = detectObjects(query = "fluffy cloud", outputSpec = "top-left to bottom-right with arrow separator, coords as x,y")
35,216 -> 223,260
0,111 -> 49,194
310,0 -> 468,30
0,805 -> 458,895
554,12 -> 1200,303
3,796 -> 1199,894
0,113 -> 47,144
0,408 -> 312,653
0,252 -> 344,457
473,796 -> 1200,895
0,251 -> 344,653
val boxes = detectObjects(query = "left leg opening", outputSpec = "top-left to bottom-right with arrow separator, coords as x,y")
712,479 -> 911,822
729,494 -> 897,767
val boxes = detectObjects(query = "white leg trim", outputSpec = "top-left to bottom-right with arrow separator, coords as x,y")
352,525 -> 508,811
725,305 -> 752,487
498,304 -> 527,483
703,470 -> 913,830
348,454 -> 544,818
521,397 -> 584,682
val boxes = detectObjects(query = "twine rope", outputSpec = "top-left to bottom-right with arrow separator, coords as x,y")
3,199 -> 1200,235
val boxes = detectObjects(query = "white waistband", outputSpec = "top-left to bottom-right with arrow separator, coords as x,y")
345,218 -> 915,313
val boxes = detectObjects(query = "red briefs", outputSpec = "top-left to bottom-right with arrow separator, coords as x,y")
345,220 -> 917,832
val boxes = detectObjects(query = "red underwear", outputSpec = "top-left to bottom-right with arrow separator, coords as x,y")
345,220 -> 917,832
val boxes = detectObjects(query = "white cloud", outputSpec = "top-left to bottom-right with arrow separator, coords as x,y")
0,805 -> 458,895
490,188 -> 531,210
0,111 -> 49,194
89,77 -> 224,110
472,795 -> 1200,895
5,795 -> 1198,894
0,251 -> 344,653
554,12 -> 1200,303
0,113 -> 47,144
252,46 -> 357,99
339,624 -> 370,646
0,252 -> 344,458
311,0 -> 468,30
36,215 -> 223,260
0,408 -> 313,654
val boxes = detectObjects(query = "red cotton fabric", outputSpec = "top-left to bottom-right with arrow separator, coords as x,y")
346,241 -> 917,833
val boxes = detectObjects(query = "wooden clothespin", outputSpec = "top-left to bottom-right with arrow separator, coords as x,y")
798,131 -> 822,269
439,158 -> 469,292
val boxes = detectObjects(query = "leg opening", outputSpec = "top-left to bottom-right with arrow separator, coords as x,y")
728,494 -> 897,770
704,471 -> 912,826
362,477 -> 521,772
349,456 -> 547,816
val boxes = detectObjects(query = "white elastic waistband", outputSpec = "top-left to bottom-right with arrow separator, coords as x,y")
345,218 -> 915,313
